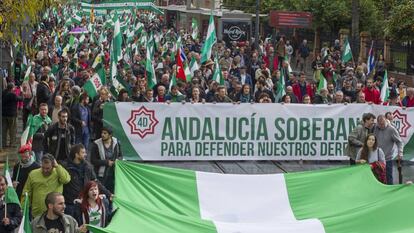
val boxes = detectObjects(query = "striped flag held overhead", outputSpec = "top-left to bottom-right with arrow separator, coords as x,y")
87,161 -> 414,233
200,14 -> 217,64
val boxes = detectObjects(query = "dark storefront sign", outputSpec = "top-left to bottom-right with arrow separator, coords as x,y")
222,20 -> 251,44
269,11 -> 312,28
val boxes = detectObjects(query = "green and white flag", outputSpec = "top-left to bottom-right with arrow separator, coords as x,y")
184,62 -> 192,82
200,14 -> 217,64
146,33 -> 157,89
126,28 -> 135,44
276,68 -> 286,101
317,72 -> 328,93
4,157 -> 20,205
191,18 -> 199,40
212,55 -> 224,85
169,71 -> 177,93
72,12 -> 83,24
23,65 -> 32,82
135,22 -> 144,36
92,52 -> 106,85
380,70 -> 389,102
84,73 -> 103,99
342,37 -> 352,63
17,192 -> 32,233
189,56 -> 199,75
112,13 -> 123,62
88,161 -> 414,233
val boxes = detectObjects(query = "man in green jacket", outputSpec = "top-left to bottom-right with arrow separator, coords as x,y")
22,154 -> 71,218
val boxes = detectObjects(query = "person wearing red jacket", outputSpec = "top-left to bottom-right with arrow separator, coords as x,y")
263,47 -> 279,73
363,78 -> 381,104
292,72 -> 315,102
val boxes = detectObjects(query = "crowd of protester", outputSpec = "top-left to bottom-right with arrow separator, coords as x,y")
1,3 -> 414,233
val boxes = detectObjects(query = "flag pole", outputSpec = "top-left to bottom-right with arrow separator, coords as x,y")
398,156 -> 403,184
15,163 -> 21,183
4,191 -> 7,218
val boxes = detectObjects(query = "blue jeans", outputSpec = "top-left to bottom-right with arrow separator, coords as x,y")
34,151 -> 43,163
75,128 -> 90,149
386,160 -> 393,185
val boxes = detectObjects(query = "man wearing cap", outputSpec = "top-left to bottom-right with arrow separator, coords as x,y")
91,127 -> 122,193
12,144 -> 40,199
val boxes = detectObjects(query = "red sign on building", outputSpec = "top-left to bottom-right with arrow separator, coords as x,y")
269,11 -> 312,28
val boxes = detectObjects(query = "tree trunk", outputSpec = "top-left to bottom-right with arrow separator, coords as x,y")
313,27 -> 321,58
351,0 -> 360,60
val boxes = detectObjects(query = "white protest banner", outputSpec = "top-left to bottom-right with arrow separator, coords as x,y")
104,103 -> 414,161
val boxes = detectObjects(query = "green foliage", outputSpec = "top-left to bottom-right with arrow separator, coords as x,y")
359,0 -> 384,39
223,0 -> 414,41
385,0 -> 414,41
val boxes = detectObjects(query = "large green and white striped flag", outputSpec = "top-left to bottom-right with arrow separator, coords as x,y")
200,14 -> 217,64
17,192 -> 32,233
342,37 -> 352,63
380,70 -> 389,102
4,157 -> 20,205
88,161 -> 414,233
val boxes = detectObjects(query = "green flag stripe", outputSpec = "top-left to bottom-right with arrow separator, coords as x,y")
114,161 -> 201,217
89,198 -> 216,233
286,165 -> 414,233
103,103 -> 141,160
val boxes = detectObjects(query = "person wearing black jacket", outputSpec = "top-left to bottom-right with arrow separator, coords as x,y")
44,108 -> 75,162
2,83 -> 22,147
0,175 -> 22,233
71,93 -> 91,149
91,127 -> 122,193
36,74 -> 51,107
62,144 -> 111,217
91,87 -> 110,140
